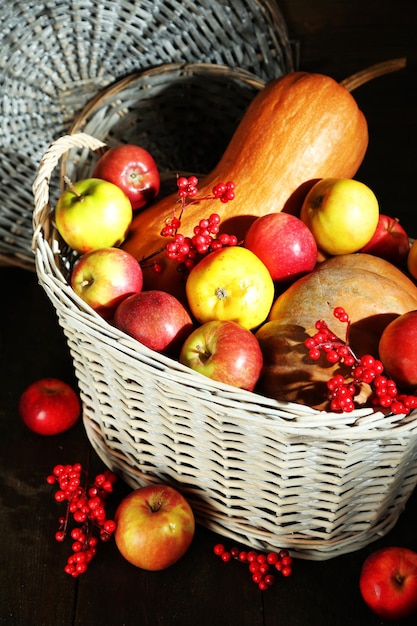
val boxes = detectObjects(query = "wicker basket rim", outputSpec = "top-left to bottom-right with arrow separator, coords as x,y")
68,61 -> 267,136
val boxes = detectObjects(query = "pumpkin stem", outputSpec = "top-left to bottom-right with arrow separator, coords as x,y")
340,57 -> 407,92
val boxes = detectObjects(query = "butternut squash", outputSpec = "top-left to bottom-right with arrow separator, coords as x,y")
123,71 -> 368,296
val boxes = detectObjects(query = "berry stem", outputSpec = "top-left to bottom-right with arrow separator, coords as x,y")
142,176 -> 237,275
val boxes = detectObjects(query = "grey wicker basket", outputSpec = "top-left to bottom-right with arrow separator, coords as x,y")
0,0 -> 294,270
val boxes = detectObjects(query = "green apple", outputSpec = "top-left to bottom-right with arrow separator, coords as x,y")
300,178 -> 379,255
55,177 -> 133,253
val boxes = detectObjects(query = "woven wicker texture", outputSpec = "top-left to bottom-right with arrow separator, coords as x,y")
33,131 -> 417,560
62,63 -> 266,191
0,0 -> 294,270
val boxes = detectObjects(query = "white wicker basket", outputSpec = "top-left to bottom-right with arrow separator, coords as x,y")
32,65 -> 417,561
0,0 -> 294,270
33,57 -> 417,559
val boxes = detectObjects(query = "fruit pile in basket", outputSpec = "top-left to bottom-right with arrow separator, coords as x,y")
53,69 -> 417,415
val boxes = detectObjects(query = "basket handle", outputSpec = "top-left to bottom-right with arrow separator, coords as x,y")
32,133 -> 106,249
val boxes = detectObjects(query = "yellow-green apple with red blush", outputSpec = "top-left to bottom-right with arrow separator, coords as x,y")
71,247 -> 143,319
18,378 -> 81,436
92,144 -> 160,211
359,546 -> 417,621
360,214 -> 410,266
113,290 -> 194,356
378,310 -> 417,390
185,246 -> 274,330
244,212 -> 317,283
55,177 -> 133,254
114,484 -> 195,570
179,320 -> 263,391
300,178 -> 379,255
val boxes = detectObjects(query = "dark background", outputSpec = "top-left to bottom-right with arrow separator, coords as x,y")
280,0 -> 417,237
1,1 -> 417,625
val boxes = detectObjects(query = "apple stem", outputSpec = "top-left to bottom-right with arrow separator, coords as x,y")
388,217 -> 400,233
193,345 -> 211,363
148,498 -> 163,513
63,175 -> 82,198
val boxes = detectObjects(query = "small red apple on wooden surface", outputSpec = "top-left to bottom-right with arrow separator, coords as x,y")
244,212 -> 318,283
92,144 -> 160,211
18,378 -> 81,435
359,546 -> 417,621
378,310 -> 417,390
114,484 -> 195,571
360,214 -> 410,266
71,247 -> 143,319
113,290 -> 194,355
179,320 -> 263,391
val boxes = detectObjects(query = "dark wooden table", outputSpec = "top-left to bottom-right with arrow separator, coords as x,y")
1,1 -> 417,624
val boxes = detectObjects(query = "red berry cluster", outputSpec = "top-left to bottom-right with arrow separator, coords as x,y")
305,307 -> 417,414
155,176 -> 237,273
213,543 -> 293,591
46,463 -> 117,577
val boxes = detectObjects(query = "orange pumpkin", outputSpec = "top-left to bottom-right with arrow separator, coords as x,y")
123,71 -> 368,298
255,254 -> 417,410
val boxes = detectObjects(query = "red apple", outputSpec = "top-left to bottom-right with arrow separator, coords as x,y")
114,484 -> 195,570
243,212 -> 317,283
113,290 -> 194,355
71,247 -> 143,319
360,214 -> 410,266
18,378 -> 81,435
92,144 -> 160,211
359,546 -> 417,620
378,310 -> 417,390
179,320 -> 263,391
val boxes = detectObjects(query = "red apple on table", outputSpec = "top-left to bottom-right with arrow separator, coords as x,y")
360,214 -> 410,266
359,546 -> 417,620
113,290 -> 194,355
179,320 -> 263,391
71,247 -> 143,319
92,144 -> 160,211
378,310 -> 417,390
243,212 -> 318,283
55,177 -> 133,254
114,484 -> 195,570
18,378 -> 81,435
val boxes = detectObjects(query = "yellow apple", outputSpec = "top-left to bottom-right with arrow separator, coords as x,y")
55,178 -> 133,254
407,239 -> 417,279
185,246 -> 274,330
300,178 -> 379,255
